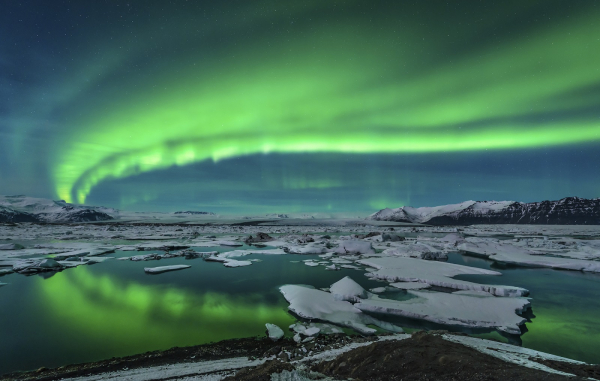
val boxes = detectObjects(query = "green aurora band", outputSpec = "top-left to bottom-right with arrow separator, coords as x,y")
39,266 -> 295,348
53,6 -> 600,203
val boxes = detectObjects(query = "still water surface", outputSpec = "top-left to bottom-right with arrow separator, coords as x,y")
1,248 -> 599,373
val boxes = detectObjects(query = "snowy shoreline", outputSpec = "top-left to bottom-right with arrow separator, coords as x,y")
1,332 -> 597,381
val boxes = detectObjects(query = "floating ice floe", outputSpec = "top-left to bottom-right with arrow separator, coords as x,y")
279,284 -> 403,335
218,241 -> 244,247
389,281 -> 431,290
355,290 -> 530,335
144,265 -> 191,274
329,276 -> 369,302
204,255 -> 252,267
223,259 -> 252,267
290,322 -> 341,338
52,250 -> 91,260
126,249 -> 214,262
358,257 -> 528,297
130,254 -> 161,261
0,268 -> 14,275
380,242 -> 448,261
217,248 -> 286,258
334,240 -> 375,255
459,241 -> 600,273
265,323 -> 284,341
439,233 -> 466,246
303,261 -> 320,267
285,243 -> 327,255
12,258 -> 65,274
330,258 -> 352,264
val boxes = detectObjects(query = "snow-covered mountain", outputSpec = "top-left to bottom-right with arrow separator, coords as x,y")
173,211 -> 216,215
0,195 -> 115,223
369,197 -> 600,225
0,205 -> 39,223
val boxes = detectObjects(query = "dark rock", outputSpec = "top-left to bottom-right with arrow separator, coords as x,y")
382,233 -> 405,242
0,207 -> 39,223
244,232 -> 274,244
174,211 -> 216,215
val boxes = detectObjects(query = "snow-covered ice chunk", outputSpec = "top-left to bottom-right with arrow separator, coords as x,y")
359,257 -> 528,297
205,255 -> 252,268
303,261 -> 319,267
279,284 -> 403,335
439,233 -> 465,246
291,322 -> 344,335
222,259 -> 252,267
459,241 -> 600,273
53,250 -> 91,260
355,290 -> 530,335
453,290 -> 494,297
330,258 -> 352,264
304,327 -> 320,337
334,240 -> 375,255
312,323 -> 343,334
329,276 -> 368,303
285,243 -> 326,255
130,254 -> 160,261
381,243 -> 448,261
265,323 -> 284,341
217,248 -> 285,258
389,281 -> 431,290
13,258 -> 64,274
295,322 -> 344,336
218,241 -> 243,247
290,323 -> 307,334
144,265 -> 191,274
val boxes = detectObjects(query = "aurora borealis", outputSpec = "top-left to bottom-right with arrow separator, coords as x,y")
2,1 -> 599,213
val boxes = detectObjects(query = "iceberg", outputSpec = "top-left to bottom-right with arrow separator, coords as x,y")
144,265 -> 191,274
279,284 -> 403,335
329,276 -> 369,302
265,323 -> 284,341
359,257 -> 528,297
355,290 -> 530,335
459,241 -> 600,273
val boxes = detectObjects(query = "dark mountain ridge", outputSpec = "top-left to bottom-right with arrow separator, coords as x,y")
369,197 -> 600,225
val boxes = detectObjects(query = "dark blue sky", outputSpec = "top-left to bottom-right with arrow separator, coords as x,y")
1,1 -> 599,214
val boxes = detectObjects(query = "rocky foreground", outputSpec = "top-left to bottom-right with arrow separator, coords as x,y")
1,332 -> 599,381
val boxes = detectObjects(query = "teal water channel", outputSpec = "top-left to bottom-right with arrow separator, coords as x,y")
447,252 -> 600,365
0,247 -> 382,374
1,247 -> 599,373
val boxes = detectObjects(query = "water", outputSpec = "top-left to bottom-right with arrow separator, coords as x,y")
0,249 -> 383,374
1,249 -> 600,373
448,252 -> 600,365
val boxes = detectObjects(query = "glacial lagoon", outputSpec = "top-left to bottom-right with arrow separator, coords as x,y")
2,241 -> 600,373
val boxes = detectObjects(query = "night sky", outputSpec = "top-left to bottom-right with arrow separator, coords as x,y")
1,1 -> 599,214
